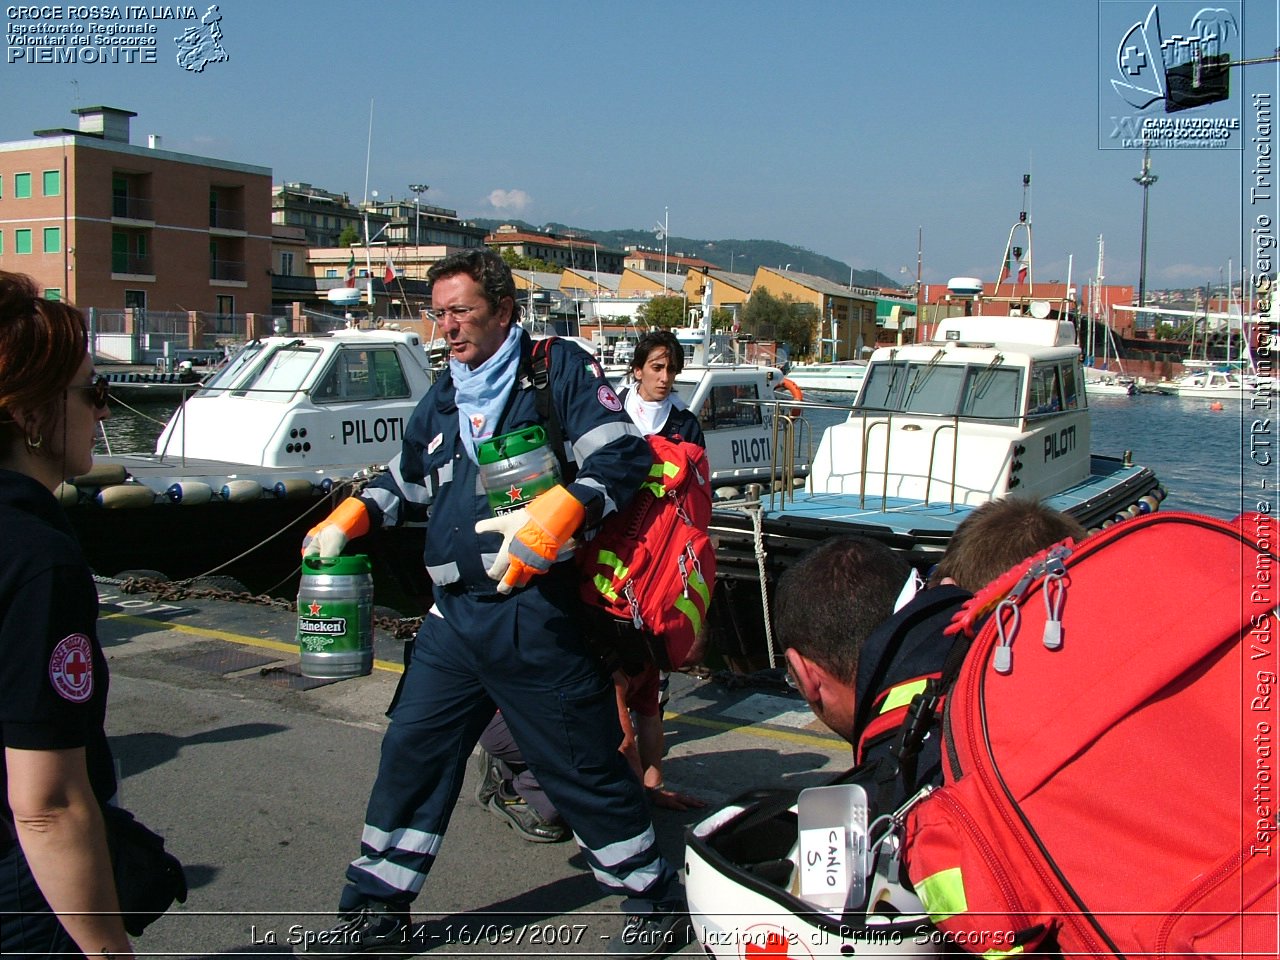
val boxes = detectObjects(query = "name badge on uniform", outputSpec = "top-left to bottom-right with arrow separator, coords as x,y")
427,433 -> 444,454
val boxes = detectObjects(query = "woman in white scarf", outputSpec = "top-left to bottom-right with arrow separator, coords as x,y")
621,330 -> 704,446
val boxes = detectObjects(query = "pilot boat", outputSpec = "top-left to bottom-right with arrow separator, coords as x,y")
707,294 -> 1163,671
63,327 -> 437,592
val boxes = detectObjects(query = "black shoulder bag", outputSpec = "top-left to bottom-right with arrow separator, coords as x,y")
103,805 -> 188,935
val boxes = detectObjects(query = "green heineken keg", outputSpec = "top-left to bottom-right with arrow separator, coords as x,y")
476,425 -> 562,516
297,554 -> 374,679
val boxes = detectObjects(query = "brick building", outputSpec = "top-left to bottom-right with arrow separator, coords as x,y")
0,105 -> 272,315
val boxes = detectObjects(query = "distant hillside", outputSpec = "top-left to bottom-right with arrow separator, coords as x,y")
470,219 -> 896,290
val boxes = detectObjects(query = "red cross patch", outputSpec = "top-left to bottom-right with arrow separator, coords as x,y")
598,384 -> 623,411
49,633 -> 94,703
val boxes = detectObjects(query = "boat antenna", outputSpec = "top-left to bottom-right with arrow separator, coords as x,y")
361,100 -> 376,311
362,99 -> 374,208
994,173 -> 1033,298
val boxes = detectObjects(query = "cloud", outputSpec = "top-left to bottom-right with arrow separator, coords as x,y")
488,189 -> 532,213
1157,262 -> 1221,285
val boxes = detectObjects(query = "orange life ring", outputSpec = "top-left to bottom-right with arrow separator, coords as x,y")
778,377 -> 804,418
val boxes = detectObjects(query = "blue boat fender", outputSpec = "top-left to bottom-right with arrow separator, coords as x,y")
54,482 -> 81,507
165,481 -> 214,505
273,478 -> 314,499
69,463 -> 129,487
221,479 -> 263,502
96,484 -> 158,509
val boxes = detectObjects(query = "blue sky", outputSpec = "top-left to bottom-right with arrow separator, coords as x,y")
3,0 -> 1276,290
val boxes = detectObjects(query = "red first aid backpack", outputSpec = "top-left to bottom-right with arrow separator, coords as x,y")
528,337 -> 716,670
578,432 -> 716,670
902,511 -> 1280,958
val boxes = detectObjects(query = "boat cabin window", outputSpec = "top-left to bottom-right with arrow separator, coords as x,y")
1060,362 -> 1079,410
231,345 -> 322,402
858,360 -> 1023,422
697,382 -> 763,430
196,341 -> 263,396
312,348 -> 410,403
1028,361 -> 1078,417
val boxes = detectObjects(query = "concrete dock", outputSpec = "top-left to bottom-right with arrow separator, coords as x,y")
95,580 -> 851,957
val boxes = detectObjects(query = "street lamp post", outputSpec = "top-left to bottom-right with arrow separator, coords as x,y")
409,183 -> 429,278
1133,147 -> 1157,314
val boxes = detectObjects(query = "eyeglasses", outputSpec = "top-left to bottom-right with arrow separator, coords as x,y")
426,304 -> 484,324
71,374 -> 110,409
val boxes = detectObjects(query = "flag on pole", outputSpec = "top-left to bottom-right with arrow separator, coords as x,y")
344,251 -> 357,287
1017,256 -> 1029,284
999,247 -> 1014,284
384,253 -> 395,285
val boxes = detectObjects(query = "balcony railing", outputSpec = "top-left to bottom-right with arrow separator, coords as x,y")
210,208 -> 245,231
111,254 -> 154,275
112,196 -> 153,220
211,259 -> 245,281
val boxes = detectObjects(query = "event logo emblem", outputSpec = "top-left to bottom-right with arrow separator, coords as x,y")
1109,4 -> 1237,111
1098,1 -> 1242,150
174,3 -> 228,72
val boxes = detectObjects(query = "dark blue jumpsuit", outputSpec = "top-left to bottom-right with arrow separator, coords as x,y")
341,333 -> 680,913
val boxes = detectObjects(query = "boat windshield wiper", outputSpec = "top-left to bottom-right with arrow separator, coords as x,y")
871,351 -> 901,409
902,349 -> 946,410
966,353 -> 1006,409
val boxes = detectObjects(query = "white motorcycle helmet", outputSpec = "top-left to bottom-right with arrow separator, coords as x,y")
685,795 -> 946,958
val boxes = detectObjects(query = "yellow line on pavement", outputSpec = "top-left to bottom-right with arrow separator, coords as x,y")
103,612 -> 406,675
664,711 -> 839,748
106,612 -> 839,748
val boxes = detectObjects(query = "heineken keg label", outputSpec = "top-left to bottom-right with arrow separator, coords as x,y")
487,471 -> 559,516
297,599 -> 360,652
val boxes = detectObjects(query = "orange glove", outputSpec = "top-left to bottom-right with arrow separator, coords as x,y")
302,496 -> 370,557
474,485 -> 585,594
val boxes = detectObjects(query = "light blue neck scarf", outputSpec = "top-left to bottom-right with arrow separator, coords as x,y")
451,326 -> 523,463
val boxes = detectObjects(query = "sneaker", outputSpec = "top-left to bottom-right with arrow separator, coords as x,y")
473,748 -> 504,807
486,787 -> 569,843
294,901 -> 409,956
606,907 -> 692,956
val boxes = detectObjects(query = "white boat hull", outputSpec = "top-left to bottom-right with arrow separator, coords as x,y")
782,361 -> 867,394
1085,378 -> 1136,397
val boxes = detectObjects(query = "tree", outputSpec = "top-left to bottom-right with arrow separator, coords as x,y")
637,295 -> 688,329
499,248 -> 564,273
337,224 -> 360,248
777,302 -> 820,356
741,289 -> 819,356
710,306 -> 736,331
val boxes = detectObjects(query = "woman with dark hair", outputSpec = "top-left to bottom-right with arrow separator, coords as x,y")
621,329 -> 703,446
0,272 -> 132,958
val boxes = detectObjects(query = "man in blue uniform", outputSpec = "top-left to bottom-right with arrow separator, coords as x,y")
301,249 -> 685,957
